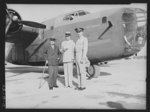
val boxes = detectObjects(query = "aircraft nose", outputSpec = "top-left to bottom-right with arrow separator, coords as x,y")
124,30 -> 146,56
122,8 -> 147,56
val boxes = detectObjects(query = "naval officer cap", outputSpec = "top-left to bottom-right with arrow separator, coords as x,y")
65,31 -> 71,37
49,37 -> 56,41
74,27 -> 84,33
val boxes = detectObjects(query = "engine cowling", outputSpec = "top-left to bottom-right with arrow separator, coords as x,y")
6,9 -> 23,33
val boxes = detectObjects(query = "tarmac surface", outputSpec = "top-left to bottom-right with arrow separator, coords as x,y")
5,57 -> 146,109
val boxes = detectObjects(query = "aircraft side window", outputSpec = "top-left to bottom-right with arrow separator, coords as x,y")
74,12 -> 78,16
102,17 -> 107,23
63,15 -> 70,21
63,14 -> 74,21
51,26 -> 54,30
70,14 -> 74,20
79,11 -> 86,16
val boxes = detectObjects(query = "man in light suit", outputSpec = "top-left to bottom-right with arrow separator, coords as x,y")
75,27 -> 88,90
44,38 -> 61,90
61,32 -> 75,88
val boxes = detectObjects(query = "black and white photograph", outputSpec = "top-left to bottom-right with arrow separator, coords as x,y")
5,3 -> 147,109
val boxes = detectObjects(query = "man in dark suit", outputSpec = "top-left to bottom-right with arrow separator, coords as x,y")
44,38 -> 61,90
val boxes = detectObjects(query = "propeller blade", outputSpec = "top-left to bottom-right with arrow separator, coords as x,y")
20,21 -> 46,29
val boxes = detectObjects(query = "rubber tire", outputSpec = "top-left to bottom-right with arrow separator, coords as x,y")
87,64 -> 101,78
86,65 -> 95,78
104,62 -> 108,64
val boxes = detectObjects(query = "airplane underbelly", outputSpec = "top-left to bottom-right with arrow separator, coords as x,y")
6,43 -> 28,64
88,39 -> 124,62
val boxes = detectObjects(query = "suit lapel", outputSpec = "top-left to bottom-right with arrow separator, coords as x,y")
50,45 -> 56,55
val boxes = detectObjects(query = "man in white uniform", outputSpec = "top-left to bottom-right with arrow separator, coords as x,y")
61,32 -> 75,88
74,27 -> 88,90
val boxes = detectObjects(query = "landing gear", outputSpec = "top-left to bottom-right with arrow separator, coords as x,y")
104,62 -> 108,64
99,62 -> 108,65
86,64 -> 101,78
86,65 -> 95,78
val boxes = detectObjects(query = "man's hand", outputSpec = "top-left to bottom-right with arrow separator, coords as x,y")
80,57 -> 87,64
80,60 -> 84,64
128,45 -> 133,49
73,59 -> 76,63
63,48 -> 68,52
80,58 -> 85,64
46,60 -> 48,64
57,58 -> 60,61
60,48 -> 68,53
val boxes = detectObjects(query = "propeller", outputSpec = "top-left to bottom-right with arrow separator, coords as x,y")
6,8 -> 46,34
19,20 -> 46,29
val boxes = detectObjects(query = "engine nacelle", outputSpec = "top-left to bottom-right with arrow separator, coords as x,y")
6,9 -> 23,33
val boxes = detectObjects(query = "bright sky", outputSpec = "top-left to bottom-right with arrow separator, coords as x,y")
7,3 -> 147,22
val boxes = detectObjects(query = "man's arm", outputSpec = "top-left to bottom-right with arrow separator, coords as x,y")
60,41 -> 68,53
58,46 -> 62,59
82,38 -> 88,59
60,42 -> 64,53
43,45 -> 48,60
72,41 -> 76,62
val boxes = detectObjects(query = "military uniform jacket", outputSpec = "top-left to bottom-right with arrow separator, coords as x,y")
75,36 -> 88,61
61,40 -> 75,63
44,44 -> 60,66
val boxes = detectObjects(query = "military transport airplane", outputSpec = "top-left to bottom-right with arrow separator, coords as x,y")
5,5 -> 147,77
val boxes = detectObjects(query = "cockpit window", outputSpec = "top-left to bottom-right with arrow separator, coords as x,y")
63,14 -> 74,21
78,11 -> 86,16
63,10 -> 90,21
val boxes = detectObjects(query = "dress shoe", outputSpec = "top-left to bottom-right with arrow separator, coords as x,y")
75,87 -> 79,90
69,86 -> 74,88
76,87 -> 86,90
53,85 -> 59,88
68,85 -> 74,88
74,87 -> 81,90
87,76 -> 92,80
49,87 -> 53,90
80,87 -> 86,90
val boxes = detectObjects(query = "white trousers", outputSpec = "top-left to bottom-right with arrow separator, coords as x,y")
76,59 -> 86,88
63,62 -> 73,87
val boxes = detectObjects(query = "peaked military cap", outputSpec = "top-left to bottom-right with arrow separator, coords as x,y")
74,27 -> 84,33
49,37 -> 56,41
65,31 -> 71,37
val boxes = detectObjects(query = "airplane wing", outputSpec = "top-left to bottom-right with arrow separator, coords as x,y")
5,6 -> 47,64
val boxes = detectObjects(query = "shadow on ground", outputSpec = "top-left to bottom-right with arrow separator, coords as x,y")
107,92 -> 146,100
43,75 -> 78,87
42,66 -> 78,87
100,72 -> 111,76
5,67 -> 46,76
106,101 -> 126,109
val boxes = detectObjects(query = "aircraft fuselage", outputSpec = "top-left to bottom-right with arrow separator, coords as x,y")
5,8 -> 146,65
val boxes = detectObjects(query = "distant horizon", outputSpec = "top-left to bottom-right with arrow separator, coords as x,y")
7,3 -> 147,22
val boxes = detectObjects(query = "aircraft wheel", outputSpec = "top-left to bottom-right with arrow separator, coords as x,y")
86,65 -> 95,78
87,65 -> 95,78
87,64 -> 100,78
104,62 -> 108,64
